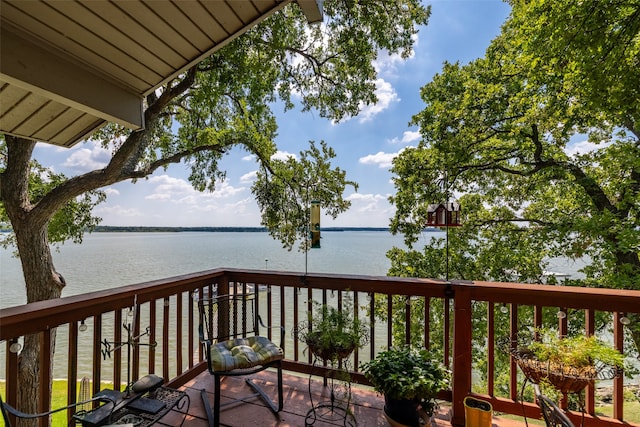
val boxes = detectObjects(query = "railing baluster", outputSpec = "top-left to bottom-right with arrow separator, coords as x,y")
92,315 -> 102,396
386,294 -> 392,348
114,309 -> 122,390
509,303 -> 518,401
279,284 -> 286,358
133,303 -> 141,383
585,309 -> 596,414
405,295 -> 411,345
368,292 -> 375,360
296,288 -> 303,363
5,339 -> 19,426
176,292 -> 183,377
38,331 -> 52,427
162,297 -> 170,381
353,291 -> 360,369
444,297 -> 450,367
424,296 -> 430,349
487,301 -> 495,396
188,292 -> 194,369
305,286 -> 312,363
149,300 -> 157,374
613,311 -> 625,420
321,289 -> 328,371
68,321 -> 79,421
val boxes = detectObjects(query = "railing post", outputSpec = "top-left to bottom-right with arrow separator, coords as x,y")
218,274 -> 230,297
451,285 -> 472,427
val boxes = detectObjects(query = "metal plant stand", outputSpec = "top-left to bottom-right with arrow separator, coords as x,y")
305,355 -> 356,427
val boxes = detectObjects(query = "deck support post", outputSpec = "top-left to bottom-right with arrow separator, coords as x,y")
451,285 -> 472,427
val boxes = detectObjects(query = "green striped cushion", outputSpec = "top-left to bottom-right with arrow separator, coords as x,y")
210,336 -> 283,372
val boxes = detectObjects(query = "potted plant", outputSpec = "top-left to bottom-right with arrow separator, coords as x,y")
294,297 -> 369,362
360,346 -> 450,427
507,329 -> 625,395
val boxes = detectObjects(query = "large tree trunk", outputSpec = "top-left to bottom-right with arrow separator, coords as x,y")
14,220 -> 65,304
14,223 -> 64,427
2,136 -> 65,426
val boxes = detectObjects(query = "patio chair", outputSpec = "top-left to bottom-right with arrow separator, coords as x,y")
1,393 -> 116,427
534,385 -> 575,427
197,292 -> 284,427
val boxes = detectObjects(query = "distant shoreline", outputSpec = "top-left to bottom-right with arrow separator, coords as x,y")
0,226 -> 443,233
91,226 -> 398,233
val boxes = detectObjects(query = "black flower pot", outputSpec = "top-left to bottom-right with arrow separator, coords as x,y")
384,395 -> 421,427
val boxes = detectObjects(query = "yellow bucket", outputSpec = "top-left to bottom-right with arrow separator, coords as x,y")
463,396 -> 492,427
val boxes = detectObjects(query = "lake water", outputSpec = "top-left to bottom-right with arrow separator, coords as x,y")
0,231 -> 410,308
0,230 -> 587,309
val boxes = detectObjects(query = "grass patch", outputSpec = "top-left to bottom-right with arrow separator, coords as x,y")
596,400 -> 640,424
495,412 -> 546,426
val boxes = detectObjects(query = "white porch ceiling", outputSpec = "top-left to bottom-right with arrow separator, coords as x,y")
0,0 -> 322,148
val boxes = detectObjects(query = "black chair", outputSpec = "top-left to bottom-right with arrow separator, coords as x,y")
197,292 -> 284,427
1,394 -> 115,427
534,385 -> 576,427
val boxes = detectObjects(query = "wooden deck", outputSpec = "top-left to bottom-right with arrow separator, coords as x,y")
153,369 -> 536,427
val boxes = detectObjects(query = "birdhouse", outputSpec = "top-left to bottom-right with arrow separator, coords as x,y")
427,202 -> 461,227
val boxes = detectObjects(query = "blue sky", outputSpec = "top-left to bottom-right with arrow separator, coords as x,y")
33,1 -> 513,228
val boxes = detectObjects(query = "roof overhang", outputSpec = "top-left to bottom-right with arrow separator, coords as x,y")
0,0 -> 323,148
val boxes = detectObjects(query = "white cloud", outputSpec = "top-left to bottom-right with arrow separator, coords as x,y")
359,150 -> 404,169
94,204 -> 143,218
347,193 -> 390,211
62,142 -> 111,171
358,79 -> 400,123
565,139 -> 611,157
373,33 -> 419,78
173,197 -> 261,226
145,192 -> 172,201
240,171 -> 258,183
146,175 -> 194,200
243,151 -> 294,165
190,197 -> 254,215
104,188 -> 120,196
322,192 -> 395,227
389,130 -> 421,145
272,151 -> 297,161
211,180 -> 246,198
145,174 -> 246,204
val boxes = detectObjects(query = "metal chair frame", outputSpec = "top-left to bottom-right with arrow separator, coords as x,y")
534,385 -> 576,427
197,292 -> 284,427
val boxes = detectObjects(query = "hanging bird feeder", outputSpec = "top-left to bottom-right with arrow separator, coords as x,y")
310,200 -> 321,248
427,202 -> 461,227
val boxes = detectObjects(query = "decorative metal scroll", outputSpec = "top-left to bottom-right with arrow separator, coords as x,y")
100,295 -> 157,395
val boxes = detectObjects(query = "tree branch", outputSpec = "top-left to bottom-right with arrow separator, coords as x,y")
31,68 -> 198,220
